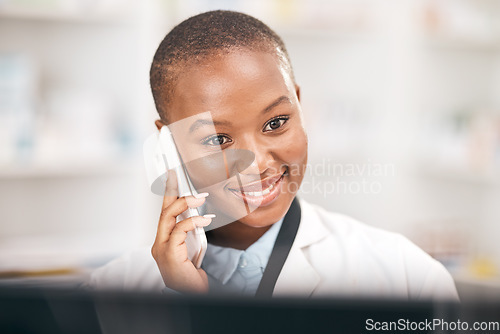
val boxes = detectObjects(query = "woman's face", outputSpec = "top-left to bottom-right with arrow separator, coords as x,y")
159,49 -> 308,228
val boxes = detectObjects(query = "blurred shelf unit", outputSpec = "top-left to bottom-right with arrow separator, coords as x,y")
277,27 -> 377,41
421,0 -> 500,51
0,160 -> 139,179
454,274 -> 500,301
0,1 -> 147,181
0,272 -> 90,289
0,233 -> 134,287
454,273 -> 500,289
424,34 -> 500,51
168,0 -> 376,37
0,2 -> 136,24
416,163 -> 500,186
415,108 -> 500,186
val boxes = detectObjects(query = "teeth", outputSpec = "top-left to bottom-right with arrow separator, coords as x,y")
242,182 -> 275,197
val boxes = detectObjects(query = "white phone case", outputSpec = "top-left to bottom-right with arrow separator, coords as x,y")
144,127 -> 207,268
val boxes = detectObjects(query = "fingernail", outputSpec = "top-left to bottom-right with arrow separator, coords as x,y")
193,216 -> 212,227
186,196 -> 206,207
193,192 -> 209,199
203,214 -> 216,219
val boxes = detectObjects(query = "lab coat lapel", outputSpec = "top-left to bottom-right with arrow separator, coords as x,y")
273,246 -> 320,296
273,200 -> 328,297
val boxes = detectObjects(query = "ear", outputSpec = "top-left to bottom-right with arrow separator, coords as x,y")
295,84 -> 301,102
154,119 -> 165,131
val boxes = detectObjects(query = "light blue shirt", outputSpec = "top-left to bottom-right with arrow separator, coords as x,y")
201,218 -> 284,295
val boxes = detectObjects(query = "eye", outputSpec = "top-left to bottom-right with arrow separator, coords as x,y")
201,134 -> 232,147
263,116 -> 289,132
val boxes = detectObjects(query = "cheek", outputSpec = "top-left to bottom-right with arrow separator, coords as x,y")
278,127 -> 308,175
185,148 -> 257,192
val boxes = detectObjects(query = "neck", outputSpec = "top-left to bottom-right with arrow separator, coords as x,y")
206,221 -> 271,250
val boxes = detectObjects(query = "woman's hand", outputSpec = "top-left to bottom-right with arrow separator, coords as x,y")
151,170 -> 212,293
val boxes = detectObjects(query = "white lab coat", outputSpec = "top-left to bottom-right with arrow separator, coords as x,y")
89,199 -> 459,300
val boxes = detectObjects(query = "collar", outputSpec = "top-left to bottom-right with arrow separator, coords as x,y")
202,218 -> 284,285
293,198 -> 329,248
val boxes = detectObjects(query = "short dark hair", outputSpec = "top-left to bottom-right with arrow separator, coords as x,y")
150,10 -> 294,121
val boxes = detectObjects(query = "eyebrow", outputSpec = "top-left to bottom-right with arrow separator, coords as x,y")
189,118 -> 231,133
262,95 -> 292,114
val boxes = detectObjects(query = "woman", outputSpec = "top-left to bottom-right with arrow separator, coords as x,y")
90,10 -> 458,300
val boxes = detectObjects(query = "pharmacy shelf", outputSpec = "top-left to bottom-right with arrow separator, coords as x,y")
0,6 -> 135,24
454,273 -> 500,302
424,34 -> 500,51
454,273 -> 500,289
415,162 -> 500,187
454,274 -> 500,301
0,271 -> 90,289
277,27 -> 376,41
0,234 -> 132,275
0,160 -> 139,179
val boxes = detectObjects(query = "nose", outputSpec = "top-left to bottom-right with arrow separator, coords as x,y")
235,134 -> 274,175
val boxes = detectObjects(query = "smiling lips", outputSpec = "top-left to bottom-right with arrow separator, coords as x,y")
228,172 -> 285,207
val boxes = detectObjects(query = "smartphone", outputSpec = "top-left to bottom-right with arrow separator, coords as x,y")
144,126 -> 207,268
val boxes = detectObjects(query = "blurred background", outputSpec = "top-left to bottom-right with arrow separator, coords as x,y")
0,0 -> 499,299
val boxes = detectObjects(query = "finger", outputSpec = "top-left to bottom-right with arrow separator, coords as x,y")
157,195 -> 208,242
162,169 -> 179,209
169,215 -> 213,246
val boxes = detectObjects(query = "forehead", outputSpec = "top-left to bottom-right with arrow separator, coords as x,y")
166,50 -> 295,124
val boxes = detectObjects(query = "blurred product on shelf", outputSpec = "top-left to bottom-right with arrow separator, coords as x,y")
170,0 -> 373,33
42,89 -> 116,161
410,221 -> 468,273
419,108 -> 500,179
0,0 -> 135,21
0,53 -> 38,165
0,55 -> 135,171
423,0 -> 498,43
468,256 -> 498,279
